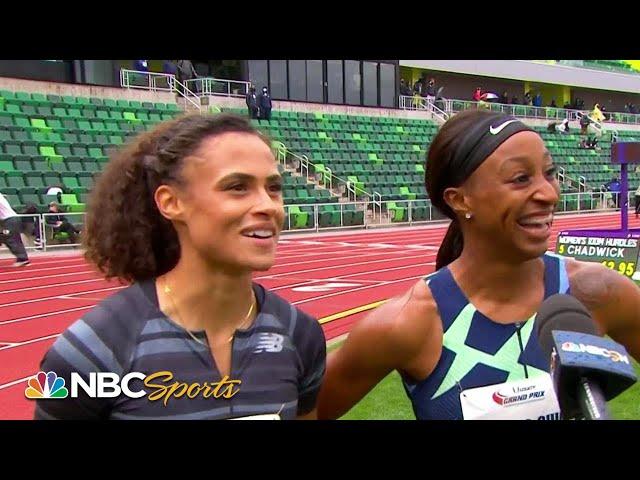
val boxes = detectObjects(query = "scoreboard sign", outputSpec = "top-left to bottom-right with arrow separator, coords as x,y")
555,232 -> 640,282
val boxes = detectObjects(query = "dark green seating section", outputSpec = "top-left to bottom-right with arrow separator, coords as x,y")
0,89 -> 182,212
4,88 -> 639,229
222,107 -> 433,201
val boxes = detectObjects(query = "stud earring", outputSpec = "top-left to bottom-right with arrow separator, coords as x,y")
465,212 -> 472,219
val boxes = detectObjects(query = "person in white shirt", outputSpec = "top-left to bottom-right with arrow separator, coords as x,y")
0,192 -> 30,266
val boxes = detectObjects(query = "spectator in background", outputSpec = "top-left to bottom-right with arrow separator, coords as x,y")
606,177 -> 621,209
163,60 -> 177,76
547,118 -> 570,134
0,192 -> 30,266
524,91 -> 532,106
21,203 -> 42,249
563,101 -> 572,109
399,79 -> 412,96
635,184 -> 640,218
579,136 -> 599,149
550,99 -> 558,108
500,91 -> 509,104
258,86 -> 273,121
472,87 -> 483,102
424,78 -> 437,104
46,202 -> 80,244
133,60 -> 149,72
46,184 -> 64,203
413,78 -> 423,96
245,86 -> 259,119
580,114 -> 591,135
511,95 -> 519,105
533,92 -> 542,107
176,60 -> 198,93
590,103 -> 606,124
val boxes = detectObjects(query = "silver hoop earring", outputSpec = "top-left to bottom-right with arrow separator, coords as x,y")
465,212 -> 472,219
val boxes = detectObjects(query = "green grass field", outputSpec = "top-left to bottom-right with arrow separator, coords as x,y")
327,341 -> 640,420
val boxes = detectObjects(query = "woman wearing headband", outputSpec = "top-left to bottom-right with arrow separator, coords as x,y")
317,110 -> 640,420
34,113 -> 325,420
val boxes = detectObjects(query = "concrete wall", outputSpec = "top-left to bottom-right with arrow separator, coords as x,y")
0,76 -> 177,104
207,96 -> 434,120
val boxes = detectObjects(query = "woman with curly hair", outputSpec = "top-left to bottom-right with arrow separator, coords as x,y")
34,113 -> 325,420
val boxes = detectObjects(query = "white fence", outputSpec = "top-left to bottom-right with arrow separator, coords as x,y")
1,192 -> 635,258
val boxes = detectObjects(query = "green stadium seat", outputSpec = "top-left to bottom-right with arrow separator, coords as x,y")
50,161 -> 67,173
123,111 -> 139,122
43,173 -> 61,186
77,120 -> 92,131
82,109 -> 97,120
65,161 -> 83,172
60,193 -> 78,204
61,174 -> 80,188
14,160 -> 33,172
0,159 -> 15,172
25,172 -> 45,188
39,145 -> 63,158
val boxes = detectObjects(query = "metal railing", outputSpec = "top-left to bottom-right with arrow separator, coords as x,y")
2,191 -> 636,258
185,77 -> 251,98
398,95 -> 449,123
278,191 -> 637,232
578,176 -> 587,192
166,76 -> 201,112
404,96 -> 640,127
120,69 -> 175,92
276,141 -> 379,205
283,201 -> 369,232
2,213 -> 45,252
41,212 -> 84,249
120,69 -> 201,112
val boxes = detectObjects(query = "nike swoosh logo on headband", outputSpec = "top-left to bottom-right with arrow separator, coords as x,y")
489,119 -> 519,135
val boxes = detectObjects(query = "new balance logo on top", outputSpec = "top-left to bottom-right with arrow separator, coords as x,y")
253,333 -> 284,353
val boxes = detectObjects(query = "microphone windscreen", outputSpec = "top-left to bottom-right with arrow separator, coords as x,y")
535,294 -> 598,358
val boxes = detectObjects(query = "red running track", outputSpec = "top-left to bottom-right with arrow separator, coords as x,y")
0,212 -> 634,419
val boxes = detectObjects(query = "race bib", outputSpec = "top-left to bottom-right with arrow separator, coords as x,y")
460,374 -> 560,420
228,414 -> 281,420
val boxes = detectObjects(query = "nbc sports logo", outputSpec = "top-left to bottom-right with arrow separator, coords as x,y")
25,371 -> 68,399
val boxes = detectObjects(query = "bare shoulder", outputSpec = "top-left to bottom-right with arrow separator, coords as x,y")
350,278 -> 439,361
565,258 -> 640,350
566,259 -> 630,308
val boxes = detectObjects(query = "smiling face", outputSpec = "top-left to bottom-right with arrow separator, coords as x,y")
155,131 -> 285,273
449,131 -> 560,260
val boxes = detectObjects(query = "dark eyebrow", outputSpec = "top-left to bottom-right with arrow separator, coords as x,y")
217,173 -> 283,184
499,151 -> 552,174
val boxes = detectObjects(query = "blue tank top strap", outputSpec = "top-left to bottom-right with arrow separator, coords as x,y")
542,252 -> 570,294
405,252 -> 571,419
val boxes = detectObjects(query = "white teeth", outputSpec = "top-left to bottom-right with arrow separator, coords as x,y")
519,215 -> 553,227
244,230 -> 274,238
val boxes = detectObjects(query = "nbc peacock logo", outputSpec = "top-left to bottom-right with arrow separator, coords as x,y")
25,371 -> 68,399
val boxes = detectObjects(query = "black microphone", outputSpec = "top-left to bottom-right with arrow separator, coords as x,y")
536,294 -> 637,420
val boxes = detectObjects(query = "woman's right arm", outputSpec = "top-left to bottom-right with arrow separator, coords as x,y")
317,280 -> 437,420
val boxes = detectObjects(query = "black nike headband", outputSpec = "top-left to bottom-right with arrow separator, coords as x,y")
446,114 -> 535,186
